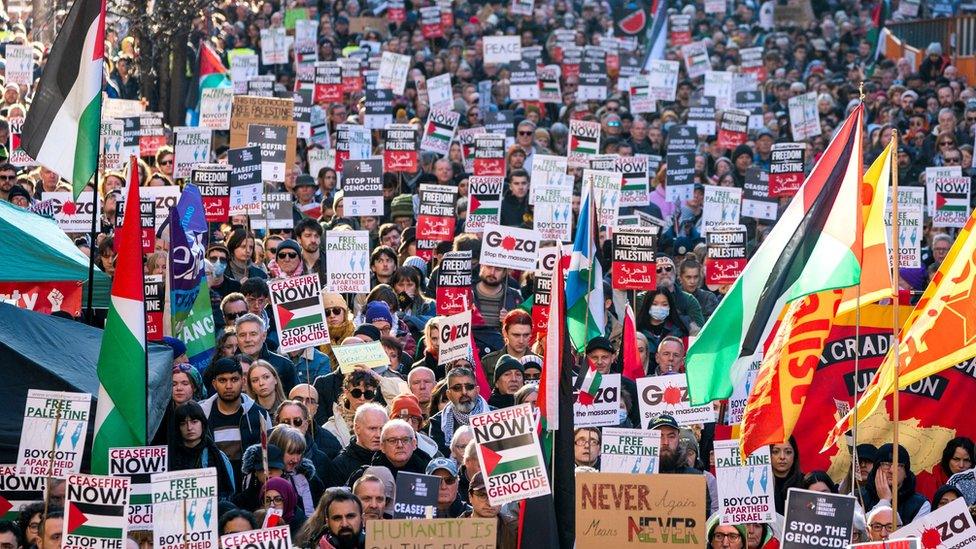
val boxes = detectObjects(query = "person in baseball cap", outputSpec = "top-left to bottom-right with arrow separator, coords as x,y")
427,457 -> 470,518
650,413 -> 711,513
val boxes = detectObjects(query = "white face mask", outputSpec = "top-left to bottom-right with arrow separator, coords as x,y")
651,305 -> 670,321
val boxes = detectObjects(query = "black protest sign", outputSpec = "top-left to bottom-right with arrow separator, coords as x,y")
741,166 -> 778,221
191,164 -> 232,222
341,158 -> 384,216
667,124 -> 698,153
436,250 -> 473,316
782,489 -> 855,549
484,110 -> 515,138
393,472 -> 441,519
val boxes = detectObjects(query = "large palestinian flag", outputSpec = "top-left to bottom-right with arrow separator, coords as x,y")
21,0 -> 106,198
67,499 -> 125,538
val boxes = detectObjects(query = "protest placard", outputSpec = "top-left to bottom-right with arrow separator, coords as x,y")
220,526 -> 291,549
426,73 -> 453,112
246,124 -> 288,183
378,52 -> 411,95
363,87 -> 393,130
172,127 -> 212,179
538,65 -> 562,103
366,518 -> 496,549
292,89 -> 313,139
576,473 -> 705,548
574,373 -> 621,427
483,36 -> 521,64
665,153 -> 695,203
140,186 -> 180,228
43,192 -> 101,234
782,489 -> 855,548
259,27 -> 288,64
340,157 -> 383,217
465,176 -> 503,233
230,55 -> 258,94
17,390 -> 91,478
324,230 -> 370,294
704,71 -> 733,110
713,440 -> 774,525
108,446 -> 167,531
930,176 -> 971,228
618,155 -> 649,206
98,119 -> 124,171
5,45 -> 33,85
245,76 -> 273,97
227,146 -> 263,215
230,96 -> 296,174
532,173 -> 573,242
63,473 -> 130,548
334,124 -> 372,172
682,41 -> 711,79
314,61 -> 343,103
741,167 -> 778,221
248,193 -> 293,230
768,143 -> 806,197
269,274 -> 330,353
788,92 -> 821,141
600,428 -> 661,474
435,251 -> 473,316
705,226 -> 748,290
383,124 -> 418,172
578,59 -> 608,101
199,88 -> 232,131
850,541 -> 920,549
420,110 -> 460,155
0,464 -> 45,520
472,134 -> 506,176
636,375 -> 715,427
416,184 -> 457,255
885,187 -> 925,269
458,127 -> 485,173
152,468 -> 217,549
191,164 -> 231,222
612,227 -> 657,291
471,404 -> 550,506
891,496 -> 976,548
669,14 -> 692,45
437,310 -> 472,366
687,103 -> 717,137
646,59 -> 679,101
569,119 -> 601,168
509,59 -> 540,101
479,224 -> 540,271
115,190 -> 155,254
530,247 -> 561,335
583,169 -> 623,229
717,109 -> 749,148
332,341 -> 391,374
702,185 -> 742,234
628,75 -> 654,114
394,472 -> 441,519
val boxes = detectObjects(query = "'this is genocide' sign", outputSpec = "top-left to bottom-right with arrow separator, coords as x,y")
471,404 -> 551,507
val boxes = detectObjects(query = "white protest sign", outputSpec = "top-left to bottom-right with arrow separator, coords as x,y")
378,52 -> 411,95
325,230 -> 370,294
582,169 -> 623,229
199,88 -> 233,131
483,36 -> 522,64
681,41 -> 712,79
269,274 -> 331,352
220,526 -> 291,549
479,224 -> 540,271
574,373 -> 621,427
230,55 -> 259,94
438,309 -> 472,366
471,404 -> 551,506
151,468 -> 218,549
600,428 -> 660,474
420,109 -> 460,156
141,186 -> 181,227
714,440 -> 775,525
260,28 -> 289,65
636,375 -> 716,427
788,92 -> 822,141
704,71 -> 734,111
891,496 -> 976,547
173,127 -> 213,179
17,390 -> 91,478
427,73 -> 454,112
647,59 -> 679,101
108,446 -> 168,531
702,185 -> 742,233
42,192 -> 101,234
885,187 -> 925,269
63,473 -> 130,546
5,45 -> 34,85
532,172 -> 573,242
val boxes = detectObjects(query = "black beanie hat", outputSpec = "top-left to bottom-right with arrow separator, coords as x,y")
493,354 -> 524,382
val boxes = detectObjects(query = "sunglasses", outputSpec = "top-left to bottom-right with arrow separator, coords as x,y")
277,251 -> 299,259
518,131 -> 533,136
159,159 -> 173,165
325,307 -> 345,317
524,373 -> 541,381
439,476 -> 458,485
225,311 -> 246,321
656,265 -> 674,273
940,141 -> 956,146
208,256 -> 227,263
0,174 -> 15,180
280,417 -> 304,427
349,388 -> 376,400
450,383 -> 477,392
944,157 -> 961,163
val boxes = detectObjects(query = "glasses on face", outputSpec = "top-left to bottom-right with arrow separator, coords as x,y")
280,417 -> 304,427
264,496 -> 284,505
869,523 -> 895,533
940,140 -> 956,146
0,174 -> 15,180
518,131 -> 533,136
450,383 -> 477,393
159,159 -> 173,165
384,436 -> 413,446
325,307 -> 345,317
657,265 -> 674,273
225,311 -> 246,321
208,255 -> 227,263
349,388 -> 376,400
524,373 -> 541,381
267,247 -> 278,255
878,462 -> 906,470
711,532 -> 742,543
277,252 -> 299,259
575,438 -> 599,447
944,156 -> 961,164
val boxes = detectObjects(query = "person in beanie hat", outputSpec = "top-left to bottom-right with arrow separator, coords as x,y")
706,514 -> 747,548
862,443 -> 930,523
268,239 -> 306,278
162,336 -> 189,365
487,355 -> 524,409
365,301 -> 396,336
390,393 -> 438,457
6,184 -> 30,207
731,143 -> 754,187
390,194 -> 414,230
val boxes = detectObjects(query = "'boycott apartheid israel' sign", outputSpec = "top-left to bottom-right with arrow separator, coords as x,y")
152,468 -> 218,549
108,446 -> 168,530
269,274 -> 330,353
63,473 -> 130,548
471,404 -> 551,507
713,440 -> 774,525
17,390 -> 91,478
325,230 -> 370,294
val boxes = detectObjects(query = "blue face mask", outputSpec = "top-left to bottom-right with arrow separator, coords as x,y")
212,260 -> 227,278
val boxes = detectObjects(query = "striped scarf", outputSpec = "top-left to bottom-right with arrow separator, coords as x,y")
441,396 -> 489,444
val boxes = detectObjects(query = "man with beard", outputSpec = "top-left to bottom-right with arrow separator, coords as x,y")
305,488 -> 366,549
352,474 -> 390,521
650,414 -> 712,511
295,218 -> 326,286
472,264 -> 522,331
461,473 -> 518,547
427,367 -> 490,456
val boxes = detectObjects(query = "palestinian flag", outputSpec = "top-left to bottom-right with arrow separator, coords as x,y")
570,134 -> 598,155
577,359 -> 602,405
480,433 -> 541,477
67,499 -> 125,539
641,0 -> 669,70
540,78 -> 560,94
686,105 -> 865,406
0,475 -> 44,520
426,119 -> 454,142
621,167 -> 646,192
469,194 -> 499,216
21,0 -> 106,199
937,190 -> 968,212
91,159 -> 147,474
276,295 -> 323,329
128,482 -> 151,506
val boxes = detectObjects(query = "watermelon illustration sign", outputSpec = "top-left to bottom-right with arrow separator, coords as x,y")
269,274 -> 330,353
471,404 -> 551,506
63,473 -> 131,548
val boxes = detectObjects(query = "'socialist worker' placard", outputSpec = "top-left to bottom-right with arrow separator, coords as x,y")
471,403 -> 551,507
269,274 -> 331,353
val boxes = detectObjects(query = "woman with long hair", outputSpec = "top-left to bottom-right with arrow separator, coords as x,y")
635,288 -> 690,351
320,291 -> 354,366
268,425 -> 323,517
246,360 -> 286,415
168,402 -> 236,500
771,437 -> 804,515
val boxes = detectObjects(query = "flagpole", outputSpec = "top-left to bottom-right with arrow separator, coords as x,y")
85,177 -> 99,324
890,129 -> 901,515
42,408 -> 61,523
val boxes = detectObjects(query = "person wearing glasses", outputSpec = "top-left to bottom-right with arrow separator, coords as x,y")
428,457 -> 470,519
362,419 -> 431,480
259,476 -> 305,537
269,425 -> 325,517
865,505 -> 897,542
206,244 -> 242,331
266,239 -> 306,279
220,292 -> 248,332
706,516 -> 746,548
389,393 -> 438,457
154,146 -> 175,182
862,443 -> 931,524
574,428 -> 601,468
427,367 -> 491,457
325,370 -> 381,448
320,291 -> 355,367
288,384 -> 342,459
0,163 -> 17,202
